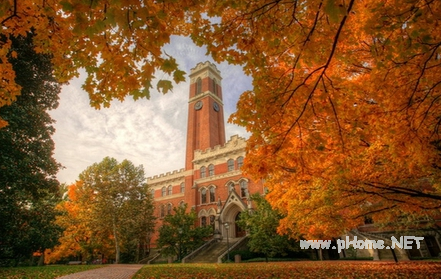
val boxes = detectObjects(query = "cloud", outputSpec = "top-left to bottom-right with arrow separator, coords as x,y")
50,37 -> 251,184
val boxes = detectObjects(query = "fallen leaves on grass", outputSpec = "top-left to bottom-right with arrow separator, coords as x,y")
133,261 -> 441,279
0,265 -> 104,279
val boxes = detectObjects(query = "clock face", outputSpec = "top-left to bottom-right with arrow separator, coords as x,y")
194,101 -> 203,110
213,102 -> 220,112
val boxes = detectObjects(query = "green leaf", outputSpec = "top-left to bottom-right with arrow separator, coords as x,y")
324,0 -> 341,23
60,1 -> 73,12
157,80 -> 173,94
173,69 -> 186,83
161,58 -> 178,74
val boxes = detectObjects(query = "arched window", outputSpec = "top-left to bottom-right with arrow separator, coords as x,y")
150,189 -> 155,198
196,77 -> 202,95
180,182 -> 185,193
179,200 -> 185,208
161,187 -> 166,197
201,216 -> 207,226
227,159 -> 234,172
201,188 -> 207,204
200,166 -> 206,178
167,203 -> 172,215
209,186 -> 216,202
237,156 -> 244,169
168,185 -> 172,195
208,164 -> 214,176
212,78 -> 217,95
160,205 -> 165,218
240,180 -> 248,198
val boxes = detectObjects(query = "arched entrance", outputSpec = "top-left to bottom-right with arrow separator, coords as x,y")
235,212 -> 246,237
219,190 -> 248,239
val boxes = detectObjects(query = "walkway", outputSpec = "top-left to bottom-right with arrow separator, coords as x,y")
57,264 -> 144,279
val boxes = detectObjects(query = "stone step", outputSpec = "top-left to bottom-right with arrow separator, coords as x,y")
188,240 -> 238,263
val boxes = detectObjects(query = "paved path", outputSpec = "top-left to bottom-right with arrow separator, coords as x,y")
57,264 -> 144,279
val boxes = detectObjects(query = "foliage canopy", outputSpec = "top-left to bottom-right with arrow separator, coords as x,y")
48,157 -> 155,264
157,204 -> 212,261
0,33 -> 62,266
2,0 -> 441,240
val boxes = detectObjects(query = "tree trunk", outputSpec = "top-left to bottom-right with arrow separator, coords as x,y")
38,254 -> 45,266
113,216 -> 120,264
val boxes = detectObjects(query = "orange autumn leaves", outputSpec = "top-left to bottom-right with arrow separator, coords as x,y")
133,262 -> 441,279
0,0 -> 191,126
218,0 -> 441,239
2,0 -> 441,241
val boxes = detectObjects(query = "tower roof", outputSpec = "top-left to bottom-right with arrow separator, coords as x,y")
190,61 -> 222,80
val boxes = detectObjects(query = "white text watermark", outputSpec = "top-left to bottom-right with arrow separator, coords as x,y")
300,236 -> 424,253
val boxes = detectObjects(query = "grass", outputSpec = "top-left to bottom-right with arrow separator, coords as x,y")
2,261 -> 441,278
0,265 -> 105,279
133,261 -> 441,278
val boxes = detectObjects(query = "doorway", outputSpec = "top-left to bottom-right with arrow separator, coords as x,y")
235,212 -> 246,237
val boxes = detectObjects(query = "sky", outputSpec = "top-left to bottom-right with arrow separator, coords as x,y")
49,36 -> 252,185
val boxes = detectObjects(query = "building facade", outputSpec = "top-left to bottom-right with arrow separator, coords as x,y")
148,62 -> 264,245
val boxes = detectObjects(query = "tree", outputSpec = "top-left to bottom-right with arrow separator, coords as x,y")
237,193 -> 297,262
46,181 -> 114,264
191,0 -> 441,239
157,204 -> 212,261
3,0 -> 441,241
0,33 -> 62,266
49,157 -> 155,264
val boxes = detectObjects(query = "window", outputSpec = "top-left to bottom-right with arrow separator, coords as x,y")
201,188 -> 207,204
209,215 -> 215,225
228,182 -> 235,193
150,189 -> 155,198
209,186 -> 215,203
201,216 -> 207,226
167,203 -> 172,215
200,166 -> 206,178
160,205 -> 165,218
179,200 -> 185,208
227,159 -> 234,172
196,78 -> 202,95
237,156 -> 244,169
212,79 -> 217,95
180,182 -> 185,193
208,164 -> 214,176
161,187 -> 166,197
168,185 -> 172,195
240,180 -> 248,198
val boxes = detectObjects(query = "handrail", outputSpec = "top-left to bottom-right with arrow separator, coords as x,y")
352,229 -> 409,260
217,236 -> 247,263
147,252 -> 162,265
182,238 -> 218,263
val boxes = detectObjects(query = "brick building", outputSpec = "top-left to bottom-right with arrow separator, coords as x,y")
148,61 -> 265,246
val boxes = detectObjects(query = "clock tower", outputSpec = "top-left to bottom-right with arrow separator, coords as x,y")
185,61 -> 226,171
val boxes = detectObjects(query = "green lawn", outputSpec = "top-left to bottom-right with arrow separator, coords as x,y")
0,265 -> 105,279
133,261 -> 441,278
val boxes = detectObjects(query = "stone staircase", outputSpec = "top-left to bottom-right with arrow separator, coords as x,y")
184,238 -> 240,263
352,230 -> 410,261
